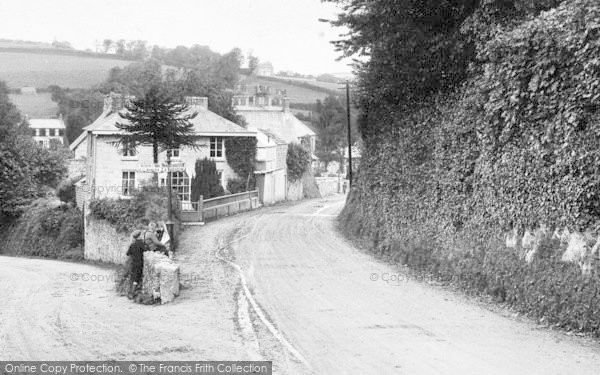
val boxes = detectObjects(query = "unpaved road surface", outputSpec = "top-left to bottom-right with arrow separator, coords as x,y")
225,195 -> 600,375
2,194 -> 600,375
0,225 -> 251,361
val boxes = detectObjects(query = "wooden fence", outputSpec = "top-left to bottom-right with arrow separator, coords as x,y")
179,190 -> 260,223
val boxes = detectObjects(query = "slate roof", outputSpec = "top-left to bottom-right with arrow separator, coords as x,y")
257,128 -> 287,145
29,118 -> 65,129
69,131 -> 87,151
237,109 -> 315,144
82,106 -> 255,137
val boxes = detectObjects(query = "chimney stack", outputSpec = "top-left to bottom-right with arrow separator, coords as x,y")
103,92 -> 126,113
185,96 -> 209,110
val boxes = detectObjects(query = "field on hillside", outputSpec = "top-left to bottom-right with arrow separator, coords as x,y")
241,76 -> 342,104
9,93 -> 58,118
0,51 -> 132,89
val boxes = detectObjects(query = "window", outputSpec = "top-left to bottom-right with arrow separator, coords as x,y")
31,129 -> 36,136
38,140 -> 44,146
122,171 -> 135,196
171,172 -> 190,202
210,137 -> 224,158
122,141 -> 136,157
59,129 -> 64,136
169,148 -> 180,158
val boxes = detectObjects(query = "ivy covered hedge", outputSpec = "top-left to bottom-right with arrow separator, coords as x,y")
225,137 -> 257,180
287,142 -> 311,182
337,0 -> 600,335
1,199 -> 83,259
224,137 -> 257,192
89,187 -> 180,233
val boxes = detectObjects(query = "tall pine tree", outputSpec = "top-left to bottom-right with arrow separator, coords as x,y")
115,84 -> 199,164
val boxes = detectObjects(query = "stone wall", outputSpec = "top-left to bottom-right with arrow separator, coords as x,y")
315,177 -> 341,196
287,180 -> 303,201
84,216 -> 129,265
142,251 -> 180,304
287,169 -> 322,201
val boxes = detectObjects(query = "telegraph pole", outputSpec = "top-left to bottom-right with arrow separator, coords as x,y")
345,80 -> 353,188
166,149 -> 174,253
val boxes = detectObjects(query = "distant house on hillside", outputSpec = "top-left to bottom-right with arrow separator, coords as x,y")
256,62 -> 274,77
233,85 -> 317,159
29,116 -> 66,148
20,86 -> 37,95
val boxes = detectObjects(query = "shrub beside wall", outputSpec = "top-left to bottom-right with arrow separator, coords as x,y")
1,199 -> 83,259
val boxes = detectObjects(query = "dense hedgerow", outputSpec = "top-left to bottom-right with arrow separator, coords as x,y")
1,199 -> 83,259
287,143 -> 311,182
89,187 -> 181,233
337,0 -> 600,335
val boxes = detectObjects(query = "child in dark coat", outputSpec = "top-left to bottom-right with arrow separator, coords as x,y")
126,230 -> 147,297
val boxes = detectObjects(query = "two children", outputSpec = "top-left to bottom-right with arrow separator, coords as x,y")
121,222 -> 170,300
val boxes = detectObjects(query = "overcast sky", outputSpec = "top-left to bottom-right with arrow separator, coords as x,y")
0,0 -> 352,75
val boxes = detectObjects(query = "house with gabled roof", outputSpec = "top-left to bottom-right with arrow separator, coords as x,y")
252,127 -> 288,204
233,85 -> 317,158
72,93 -> 256,204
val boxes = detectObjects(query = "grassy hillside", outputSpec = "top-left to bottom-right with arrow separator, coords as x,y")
0,51 -> 132,89
8,93 -> 58,118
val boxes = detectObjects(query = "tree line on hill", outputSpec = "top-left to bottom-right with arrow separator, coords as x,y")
51,45 -> 245,145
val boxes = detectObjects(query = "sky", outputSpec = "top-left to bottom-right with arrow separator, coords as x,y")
0,0 -> 352,76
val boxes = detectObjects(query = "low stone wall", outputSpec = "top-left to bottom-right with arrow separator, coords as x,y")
287,180 -> 303,201
84,217 -> 129,265
68,158 -> 86,179
315,177 -> 340,196
142,251 -> 180,304
287,169 -> 322,201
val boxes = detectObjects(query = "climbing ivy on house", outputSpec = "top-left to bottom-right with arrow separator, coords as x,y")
224,137 -> 257,180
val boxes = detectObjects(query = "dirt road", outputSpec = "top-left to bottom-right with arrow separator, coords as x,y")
2,194 -> 600,374
225,195 -> 600,375
0,225 -> 251,361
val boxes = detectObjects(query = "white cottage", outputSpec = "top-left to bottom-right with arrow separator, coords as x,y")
73,93 -> 256,204
30,116 -> 66,148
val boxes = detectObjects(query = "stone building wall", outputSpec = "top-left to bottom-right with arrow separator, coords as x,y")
84,216 -> 129,265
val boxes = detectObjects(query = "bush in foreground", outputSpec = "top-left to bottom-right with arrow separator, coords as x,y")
1,199 -> 83,259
